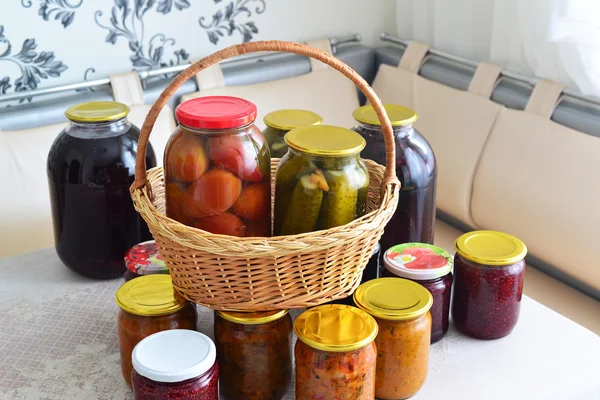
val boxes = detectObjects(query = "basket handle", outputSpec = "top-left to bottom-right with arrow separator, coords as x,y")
130,40 -> 399,194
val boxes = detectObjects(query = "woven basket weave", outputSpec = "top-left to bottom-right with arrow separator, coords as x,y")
130,40 -> 400,311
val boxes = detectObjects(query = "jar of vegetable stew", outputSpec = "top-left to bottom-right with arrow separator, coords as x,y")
116,275 -> 197,387
274,125 -> 369,235
123,240 -> 168,281
132,330 -> 219,400
262,109 -> 322,158
354,278 -> 433,399
165,96 -> 271,237
452,230 -> 527,340
382,243 -> 453,343
294,305 -> 378,400
214,310 -> 292,400
352,104 -> 436,249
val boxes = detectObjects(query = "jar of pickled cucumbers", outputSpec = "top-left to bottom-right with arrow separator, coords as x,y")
164,96 -> 271,237
262,109 -> 322,158
354,278 -> 433,400
274,125 -> 369,235
294,305 -> 378,400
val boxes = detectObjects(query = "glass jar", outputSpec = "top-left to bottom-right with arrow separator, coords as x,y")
274,125 -> 369,235
47,101 -> 156,279
294,305 -> 378,400
132,330 -> 219,400
124,240 -> 169,281
354,278 -> 433,399
165,96 -> 271,237
116,275 -> 197,387
352,104 -> 436,250
262,109 -> 322,158
382,243 -> 453,343
214,310 -> 292,400
452,230 -> 527,340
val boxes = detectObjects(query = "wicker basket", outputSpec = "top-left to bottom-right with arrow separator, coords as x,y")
130,40 -> 400,311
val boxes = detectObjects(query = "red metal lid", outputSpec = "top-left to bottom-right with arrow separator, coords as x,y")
175,96 -> 257,129
124,240 -> 168,275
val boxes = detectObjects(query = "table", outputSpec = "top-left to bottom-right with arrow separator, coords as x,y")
0,248 -> 599,400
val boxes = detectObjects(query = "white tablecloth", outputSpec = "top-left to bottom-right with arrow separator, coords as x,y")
0,248 -> 599,399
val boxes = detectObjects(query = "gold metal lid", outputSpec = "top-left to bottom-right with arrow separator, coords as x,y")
65,101 -> 130,123
115,275 -> 188,316
352,104 -> 418,126
294,305 -> 378,352
353,278 -> 433,321
455,230 -> 527,266
263,109 -> 323,131
284,125 -> 366,157
216,309 -> 289,325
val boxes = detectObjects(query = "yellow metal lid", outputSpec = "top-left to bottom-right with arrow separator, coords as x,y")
285,125 -> 366,157
353,277 -> 433,321
263,109 -> 323,131
216,309 -> 288,325
115,275 -> 188,316
455,230 -> 527,266
65,101 -> 130,123
352,104 -> 418,126
294,305 -> 377,352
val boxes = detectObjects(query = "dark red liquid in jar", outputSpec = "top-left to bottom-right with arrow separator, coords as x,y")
354,123 -> 436,249
451,255 -> 525,339
132,363 -> 219,400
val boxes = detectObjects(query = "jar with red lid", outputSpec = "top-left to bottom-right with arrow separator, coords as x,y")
123,240 -> 169,281
451,230 -> 527,340
165,96 -> 271,237
382,243 -> 453,343
132,329 -> 219,400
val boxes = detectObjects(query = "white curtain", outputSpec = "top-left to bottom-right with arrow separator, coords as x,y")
395,0 -> 600,97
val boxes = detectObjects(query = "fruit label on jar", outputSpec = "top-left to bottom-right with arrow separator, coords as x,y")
385,243 -> 452,271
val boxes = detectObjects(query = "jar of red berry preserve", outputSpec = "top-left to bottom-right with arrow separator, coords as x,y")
352,104 -> 436,249
382,243 -> 453,343
123,240 -> 169,281
451,230 -> 527,340
132,329 -> 219,400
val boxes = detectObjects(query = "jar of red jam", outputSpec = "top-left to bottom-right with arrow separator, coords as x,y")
352,104 -> 436,249
262,109 -> 322,158
382,243 -> 453,343
132,329 -> 218,400
354,278 -> 432,400
214,310 -> 292,400
123,240 -> 169,281
451,230 -> 527,340
165,96 -> 271,237
294,305 -> 378,400
116,275 -> 197,387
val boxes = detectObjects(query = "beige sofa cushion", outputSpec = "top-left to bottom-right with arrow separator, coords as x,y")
471,80 -> 600,293
372,42 -> 505,226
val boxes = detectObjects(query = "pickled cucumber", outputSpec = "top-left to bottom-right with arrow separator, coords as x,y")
279,174 -> 323,235
319,170 -> 359,229
275,153 -> 316,186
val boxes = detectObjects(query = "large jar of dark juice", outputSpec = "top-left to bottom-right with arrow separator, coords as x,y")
47,102 -> 156,279
352,104 -> 436,249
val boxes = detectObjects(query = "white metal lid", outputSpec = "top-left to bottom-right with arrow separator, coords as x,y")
383,243 -> 453,280
132,329 -> 216,383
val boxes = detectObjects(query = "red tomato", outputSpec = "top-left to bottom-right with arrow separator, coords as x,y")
193,212 -> 246,237
186,169 -> 242,218
208,135 -> 264,182
165,131 -> 208,182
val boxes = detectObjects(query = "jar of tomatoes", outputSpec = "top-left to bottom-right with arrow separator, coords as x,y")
452,230 -> 527,340
294,305 -> 378,400
354,278 -> 433,399
132,330 -> 219,400
165,96 -> 271,237
116,275 -> 197,387
274,125 -> 369,235
123,240 -> 168,281
262,109 -> 322,158
214,310 -> 292,400
352,104 -> 436,249
382,243 -> 453,343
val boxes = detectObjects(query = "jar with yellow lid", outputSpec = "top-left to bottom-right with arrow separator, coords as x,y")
451,230 -> 527,339
47,101 -> 156,279
294,305 -> 377,400
262,109 -> 322,158
116,274 -> 197,387
354,278 -> 433,400
214,309 -> 292,400
352,104 -> 436,249
274,125 -> 369,235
